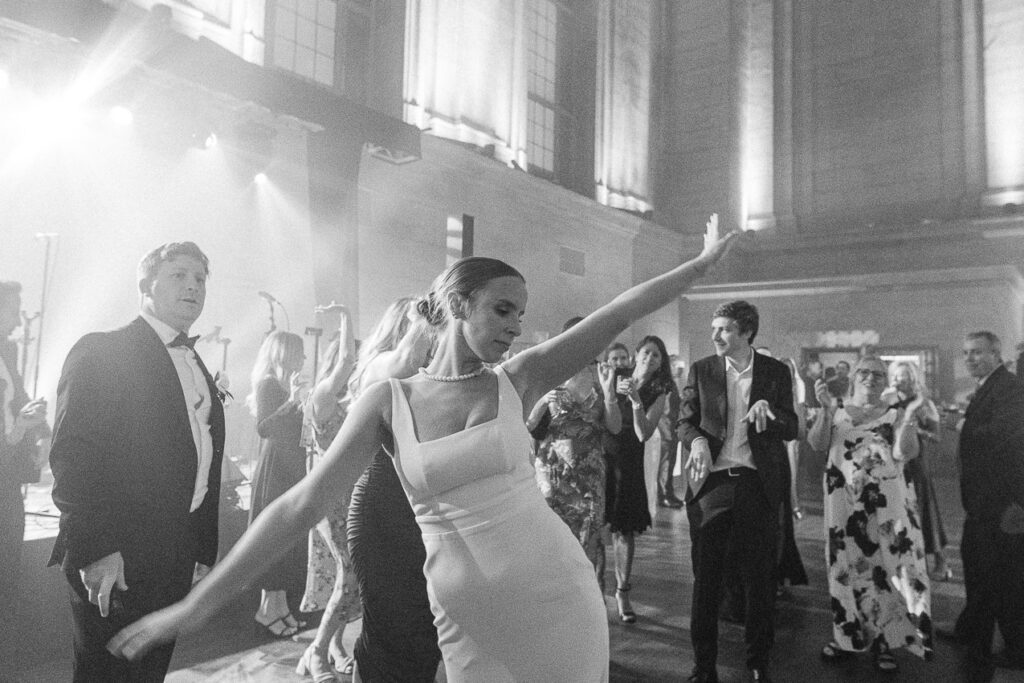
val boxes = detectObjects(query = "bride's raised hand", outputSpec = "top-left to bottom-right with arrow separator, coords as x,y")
697,213 -> 741,267
106,601 -> 189,662
597,362 -> 616,396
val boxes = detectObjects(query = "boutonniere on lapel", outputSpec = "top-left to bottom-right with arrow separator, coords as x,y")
213,371 -> 233,405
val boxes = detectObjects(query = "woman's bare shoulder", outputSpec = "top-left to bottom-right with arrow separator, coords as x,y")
349,378 -> 395,421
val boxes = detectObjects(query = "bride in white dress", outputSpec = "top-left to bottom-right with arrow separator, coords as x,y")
107,215 -> 739,682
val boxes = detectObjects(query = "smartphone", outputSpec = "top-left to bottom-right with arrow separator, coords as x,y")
614,368 -> 632,395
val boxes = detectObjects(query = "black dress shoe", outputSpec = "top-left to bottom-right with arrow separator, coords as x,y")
966,661 -> 995,683
686,670 -> 718,683
991,650 -> 1024,670
658,496 -> 684,508
747,667 -> 772,682
934,625 -> 968,645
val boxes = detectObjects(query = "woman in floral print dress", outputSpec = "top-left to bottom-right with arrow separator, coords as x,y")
808,355 -> 931,674
531,319 -> 621,577
297,305 -> 362,680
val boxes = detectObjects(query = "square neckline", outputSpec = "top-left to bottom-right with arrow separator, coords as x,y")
395,367 -> 505,445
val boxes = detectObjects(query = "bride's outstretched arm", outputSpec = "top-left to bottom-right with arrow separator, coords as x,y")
507,214 -> 742,409
106,380 -> 395,661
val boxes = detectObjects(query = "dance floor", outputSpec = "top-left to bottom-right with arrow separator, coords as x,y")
5,447 -> 1023,682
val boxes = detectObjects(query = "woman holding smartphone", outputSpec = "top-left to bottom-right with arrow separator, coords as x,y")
606,335 -> 674,623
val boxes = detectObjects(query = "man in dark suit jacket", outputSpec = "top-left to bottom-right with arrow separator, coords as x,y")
678,300 -> 798,683
48,242 -> 225,681
951,331 -> 1024,681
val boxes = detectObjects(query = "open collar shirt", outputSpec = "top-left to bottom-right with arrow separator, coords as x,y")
711,353 -> 756,472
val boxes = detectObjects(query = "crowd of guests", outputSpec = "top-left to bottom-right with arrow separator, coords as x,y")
0,215 -> 1020,682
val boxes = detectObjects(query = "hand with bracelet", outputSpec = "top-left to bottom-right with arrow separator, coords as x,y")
625,378 -> 643,412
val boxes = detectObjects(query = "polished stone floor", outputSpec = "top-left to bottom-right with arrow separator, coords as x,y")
5,442 -> 1024,682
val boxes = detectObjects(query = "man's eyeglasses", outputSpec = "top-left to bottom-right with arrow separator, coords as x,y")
855,369 -> 886,380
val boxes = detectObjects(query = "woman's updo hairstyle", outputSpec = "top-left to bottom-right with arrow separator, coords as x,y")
417,257 -> 525,328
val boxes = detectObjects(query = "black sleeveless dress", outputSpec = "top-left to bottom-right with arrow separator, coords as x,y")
604,382 -> 663,534
347,449 -> 441,682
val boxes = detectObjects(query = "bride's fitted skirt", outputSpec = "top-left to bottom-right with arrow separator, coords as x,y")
420,494 -> 609,682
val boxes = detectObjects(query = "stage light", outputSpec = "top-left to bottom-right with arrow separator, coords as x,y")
254,171 -> 268,184
109,105 -> 134,126
187,128 -> 217,150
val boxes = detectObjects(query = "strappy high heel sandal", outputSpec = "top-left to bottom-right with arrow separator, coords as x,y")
296,643 -> 339,682
254,615 -> 298,639
615,583 -> 637,624
328,639 -> 355,676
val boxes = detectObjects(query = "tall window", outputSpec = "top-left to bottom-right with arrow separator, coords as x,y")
525,0 -> 594,195
526,0 -> 559,176
335,0 -> 372,102
271,0 -> 337,87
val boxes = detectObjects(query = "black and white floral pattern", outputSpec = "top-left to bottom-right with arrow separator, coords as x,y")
823,407 -> 931,657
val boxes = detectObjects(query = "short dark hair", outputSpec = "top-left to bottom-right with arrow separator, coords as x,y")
0,281 -> 22,310
604,342 -> 630,361
137,242 -> 210,294
836,360 -> 850,371
965,330 -> 1001,358
712,300 -> 759,345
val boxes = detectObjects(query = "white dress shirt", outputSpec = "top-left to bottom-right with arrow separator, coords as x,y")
141,312 -> 214,512
711,354 -> 756,472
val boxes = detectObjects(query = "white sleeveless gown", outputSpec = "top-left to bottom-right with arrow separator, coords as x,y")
388,366 -> 609,682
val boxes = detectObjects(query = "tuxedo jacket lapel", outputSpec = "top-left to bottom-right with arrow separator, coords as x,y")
713,355 -> 728,427
748,352 -> 764,411
129,317 -> 198,467
968,369 -> 1000,414
192,350 -> 225,442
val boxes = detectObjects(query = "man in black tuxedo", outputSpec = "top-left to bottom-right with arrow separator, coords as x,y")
678,300 -> 797,683
943,331 -> 1024,682
48,242 -> 225,681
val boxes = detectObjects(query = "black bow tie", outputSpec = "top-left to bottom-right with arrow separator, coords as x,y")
167,332 -> 200,350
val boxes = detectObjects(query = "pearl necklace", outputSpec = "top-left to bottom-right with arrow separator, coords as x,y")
419,367 -> 487,382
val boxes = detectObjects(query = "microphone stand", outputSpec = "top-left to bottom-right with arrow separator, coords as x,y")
305,325 -> 324,386
32,234 -> 57,397
19,311 -> 38,380
264,298 -> 276,337
199,326 -> 232,375
261,292 -> 290,334
219,336 -> 231,373
279,302 -> 291,332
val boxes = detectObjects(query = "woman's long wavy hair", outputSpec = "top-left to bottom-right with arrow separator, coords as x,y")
634,335 -> 674,394
891,360 -> 928,400
347,297 -> 418,399
245,330 -> 305,415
